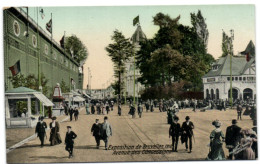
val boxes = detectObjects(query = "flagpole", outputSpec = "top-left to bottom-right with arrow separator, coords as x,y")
37,7 -> 43,116
229,29 -> 234,109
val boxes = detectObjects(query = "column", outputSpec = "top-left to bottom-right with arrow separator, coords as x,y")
27,97 -> 31,117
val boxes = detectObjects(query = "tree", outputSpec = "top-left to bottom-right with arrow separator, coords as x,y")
190,10 -> 209,48
9,73 -> 50,96
153,13 -> 182,49
221,30 -> 233,57
65,35 -> 88,64
60,79 -> 70,93
105,30 -> 134,102
136,11 -> 215,95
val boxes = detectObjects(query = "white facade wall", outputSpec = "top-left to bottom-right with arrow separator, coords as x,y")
203,75 -> 256,100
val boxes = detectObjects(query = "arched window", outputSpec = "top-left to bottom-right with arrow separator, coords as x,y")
211,89 -> 214,100
216,89 -> 219,100
206,89 -> 209,99
228,88 -> 239,100
243,88 -> 253,100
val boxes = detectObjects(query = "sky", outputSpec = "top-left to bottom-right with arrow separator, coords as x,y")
26,5 -> 255,89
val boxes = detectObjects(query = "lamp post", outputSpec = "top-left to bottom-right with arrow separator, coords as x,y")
229,29 -> 234,109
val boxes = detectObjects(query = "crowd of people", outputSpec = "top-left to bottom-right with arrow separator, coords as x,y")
34,97 -> 257,160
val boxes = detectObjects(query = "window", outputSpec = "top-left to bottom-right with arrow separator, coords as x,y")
227,77 -> 230,81
13,20 -> 20,36
232,77 -> 234,81
235,77 -> 238,81
239,77 -> 242,81
243,77 -> 246,81
32,35 -> 37,48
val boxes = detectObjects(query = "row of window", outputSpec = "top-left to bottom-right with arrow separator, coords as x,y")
227,76 -> 256,81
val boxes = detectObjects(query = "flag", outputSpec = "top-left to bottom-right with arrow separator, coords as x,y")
246,53 -> 251,62
133,15 -> 139,26
60,35 -> 65,48
39,8 -> 45,19
46,19 -> 52,33
9,60 -> 21,76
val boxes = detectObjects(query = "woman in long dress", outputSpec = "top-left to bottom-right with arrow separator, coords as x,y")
207,120 -> 225,160
49,117 -> 62,146
241,129 -> 257,160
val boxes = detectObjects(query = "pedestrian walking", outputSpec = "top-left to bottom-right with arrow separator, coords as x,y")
86,102 -> 90,115
169,116 -> 181,152
74,108 -> 79,121
49,117 -> 62,146
225,119 -> 242,160
69,106 -> 74,121
206,120 -> 225,160
91,119 -> 102,149
181,116 -> 194,153
65,126 -> 77,158
35,116 -> 47,147
137,103 -> 143,118
129,104 -> 136,118
236,104 -> 243,120
118,103 -> 122,116
105,102 -> 110,114
101,116 -> 112,150
91,104 -> 95,114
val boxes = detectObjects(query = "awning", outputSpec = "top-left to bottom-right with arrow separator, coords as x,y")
71,91 -> 81,96
34,93 -> 54,107
73,96 -> 85,102
83,93 -> 91,98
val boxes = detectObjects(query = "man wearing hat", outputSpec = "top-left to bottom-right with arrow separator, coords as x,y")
236,104 -> 243,120
91,119 -> 102,149
35,116 -> 47,147
225,119 -> 242,159
169,116 -> 181,152
65,126 -> 77,158
101,116 -> 112,150
181,116 -> 194,153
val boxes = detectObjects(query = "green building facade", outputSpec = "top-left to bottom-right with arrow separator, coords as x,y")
3,7 -> 84,98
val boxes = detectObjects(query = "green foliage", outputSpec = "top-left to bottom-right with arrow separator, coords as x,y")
136,11 -> 215,99
9,73 -> 49,96
190,10 -> 209,47
65,35 -> 88,64
105,30 -> 134,101
60,79 -> 70,93
221,31 -> 233,57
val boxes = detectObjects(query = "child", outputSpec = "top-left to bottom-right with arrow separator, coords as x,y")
65,126 -> 77,158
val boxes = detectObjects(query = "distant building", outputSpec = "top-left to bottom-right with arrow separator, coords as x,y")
123,25 -> 146,99
90,86 -> 115,100
202,41 -> 256,101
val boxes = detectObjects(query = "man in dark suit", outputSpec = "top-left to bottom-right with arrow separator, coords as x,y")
181,116 -> 194,153
225,119 -> 242,160
65,126 -> 77,158
35,116 -> 47,147
91,119 -> 102,149
169,116 -> 181,152
69,106 -> 74,121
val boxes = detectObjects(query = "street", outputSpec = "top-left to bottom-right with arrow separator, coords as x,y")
7,106 -> 253,163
